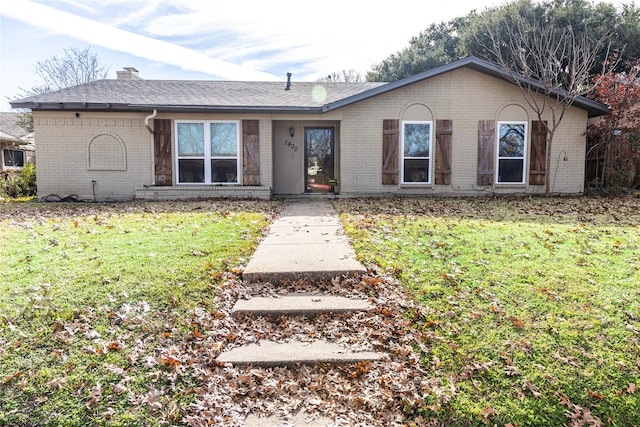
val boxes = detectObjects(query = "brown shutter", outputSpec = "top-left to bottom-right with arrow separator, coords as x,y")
242,120 -> 260,186
435,119 -> 452,185
154,119 -> 172,186
382,119 -> 399,185
477,120 -> 495,186
529,121 -> 547,185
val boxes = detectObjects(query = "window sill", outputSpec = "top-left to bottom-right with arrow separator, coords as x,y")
494,183 -> 527,189
176,183 -> 241,186
399,183 -> 434,189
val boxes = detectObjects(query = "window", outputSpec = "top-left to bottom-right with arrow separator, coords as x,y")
496,122 -> 527,184
401,121 -> 432,184
175,121 -> 239,184
3,149 -> 25,168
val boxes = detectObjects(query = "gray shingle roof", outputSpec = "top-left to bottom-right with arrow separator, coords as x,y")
9,57 -> 609,117
10,80 -> 385,113
0,112 -> 30,141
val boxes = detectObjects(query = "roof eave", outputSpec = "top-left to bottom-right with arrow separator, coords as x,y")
10,101 -> 325,114
128,105 -> 324,114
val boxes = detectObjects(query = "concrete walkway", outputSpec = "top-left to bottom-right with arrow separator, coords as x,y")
216,198 -> 381,426
242,198 -> 366,283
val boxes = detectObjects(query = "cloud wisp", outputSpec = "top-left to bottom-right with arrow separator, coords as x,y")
1,0 -> 279,81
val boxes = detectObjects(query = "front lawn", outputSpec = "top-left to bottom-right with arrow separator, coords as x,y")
0,200 -> 278,426
337,196 -> 640,426
2,196 -> 638,426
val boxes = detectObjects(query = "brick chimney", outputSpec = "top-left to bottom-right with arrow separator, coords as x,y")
116,67 -> 141,80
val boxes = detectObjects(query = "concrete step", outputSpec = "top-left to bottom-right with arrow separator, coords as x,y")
231,295 -> 373,317
242,199 -> 366,284
242,243 -> 365,284
216,340 -> 385,367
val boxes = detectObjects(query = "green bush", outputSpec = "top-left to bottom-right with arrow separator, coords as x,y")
1,163 -> 37,198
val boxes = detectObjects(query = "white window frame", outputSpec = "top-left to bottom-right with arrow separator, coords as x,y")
496,121 -> 528,185
400,120 -> 433,185
174,120 -> 241,185
3,148 -> 25,169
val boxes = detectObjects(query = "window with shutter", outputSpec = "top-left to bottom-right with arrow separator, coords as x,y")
401,121 -> 433,184
496,121 -> 528,184
175,120 -> 240,184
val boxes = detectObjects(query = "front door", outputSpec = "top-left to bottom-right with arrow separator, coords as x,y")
305,127 -> 334,193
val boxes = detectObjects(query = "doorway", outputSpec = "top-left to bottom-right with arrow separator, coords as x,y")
304,127 -> 334,193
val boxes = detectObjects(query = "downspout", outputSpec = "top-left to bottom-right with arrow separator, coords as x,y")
144,109 -> 157,134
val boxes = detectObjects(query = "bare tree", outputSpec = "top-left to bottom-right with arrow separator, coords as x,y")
12,47 -> 109,132
11,85 -> 51,132
317,69 -> 364,83
34,47 -> 109,91
480,11 -> 615,196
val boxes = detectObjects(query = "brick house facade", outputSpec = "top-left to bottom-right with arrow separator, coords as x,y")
11,57 -> 608,201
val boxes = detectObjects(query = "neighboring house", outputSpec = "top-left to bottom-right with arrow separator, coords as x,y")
10,57 -> 608,201
0,112 -> 35,174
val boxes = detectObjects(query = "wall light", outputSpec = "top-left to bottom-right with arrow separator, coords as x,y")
289,126 -> 295,138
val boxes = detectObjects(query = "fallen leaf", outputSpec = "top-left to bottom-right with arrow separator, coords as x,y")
588,389 -> 605,399
45,377 -> 67,390
524,379 -> 541,398
3,371 -> 23,385
86,382 -> 103,409
628,383 -> 637,394
479,405 -> 497,418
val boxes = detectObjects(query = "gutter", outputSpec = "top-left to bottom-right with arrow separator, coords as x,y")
9,102 -> 325,115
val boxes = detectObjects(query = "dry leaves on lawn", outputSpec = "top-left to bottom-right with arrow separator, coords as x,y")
154,272 -> 454,426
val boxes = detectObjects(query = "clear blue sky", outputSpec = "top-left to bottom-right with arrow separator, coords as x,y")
0,0 -> 632,111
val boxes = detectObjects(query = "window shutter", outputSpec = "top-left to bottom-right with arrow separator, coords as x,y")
477,120 -> 495,186
154,119 -> 172,186
529,120 -> 547,185
435,119 -> 452,185
242,120 -> 260,186
382,119 -> 399,185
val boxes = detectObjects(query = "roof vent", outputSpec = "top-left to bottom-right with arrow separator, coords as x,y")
285,72 -> 292,90
117,67 -> 141,80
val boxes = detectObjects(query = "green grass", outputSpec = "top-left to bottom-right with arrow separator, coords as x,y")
0,200 -> 277,426
3,196 -> 639,426
337,196 -> 640,426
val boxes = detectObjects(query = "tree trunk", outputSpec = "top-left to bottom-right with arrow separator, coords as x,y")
545,133 -> 553,197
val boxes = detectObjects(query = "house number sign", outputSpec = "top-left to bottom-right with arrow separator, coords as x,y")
284,139 -> 298,152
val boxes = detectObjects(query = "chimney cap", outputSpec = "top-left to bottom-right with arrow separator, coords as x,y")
117,67 -> 142,80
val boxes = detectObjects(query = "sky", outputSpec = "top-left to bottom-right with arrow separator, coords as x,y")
0,0 -> 633,111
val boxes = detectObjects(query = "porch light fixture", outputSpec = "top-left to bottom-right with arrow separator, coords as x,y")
289,126 -> 295,137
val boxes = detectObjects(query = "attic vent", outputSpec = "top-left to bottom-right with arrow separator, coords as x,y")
117,67 -> 141,80
285,72 -> 292,90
